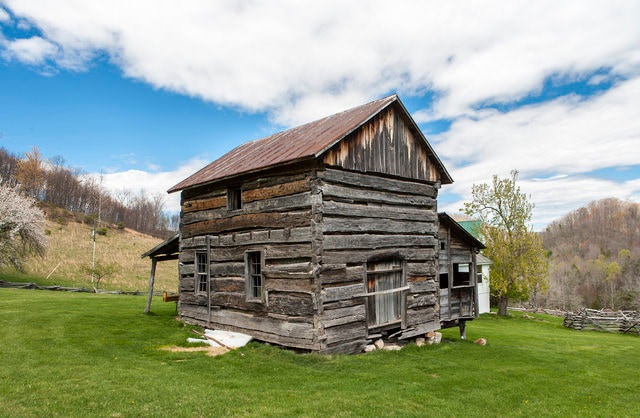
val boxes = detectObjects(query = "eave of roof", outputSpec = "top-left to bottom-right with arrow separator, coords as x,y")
141,233 -> 180,259
438,212 -> 486,250
168,94 -> 452,193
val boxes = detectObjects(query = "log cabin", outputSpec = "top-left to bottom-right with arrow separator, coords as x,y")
159,94 -> 483,354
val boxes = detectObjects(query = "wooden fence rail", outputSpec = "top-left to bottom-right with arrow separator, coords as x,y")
563,308 -> 639,336
0,279 -> 175,297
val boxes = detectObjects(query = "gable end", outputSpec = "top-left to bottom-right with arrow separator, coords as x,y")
322,103 -> 450,183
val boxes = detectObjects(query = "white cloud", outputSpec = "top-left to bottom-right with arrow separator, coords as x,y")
1,1 -> 638,124
440,175 -> 640,231
0,8 -> 9,22
94,157 -> 208,212
434,77 -> 640,228
1,36 -> 58,65
2,1 -> 639,227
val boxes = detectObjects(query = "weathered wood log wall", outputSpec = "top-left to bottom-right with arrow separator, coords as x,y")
438,224 -> 474,274
315,168 -> 440,353
178,170 -> 320,350
438,223 -> 476,322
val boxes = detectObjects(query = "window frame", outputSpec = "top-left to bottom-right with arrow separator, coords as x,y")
244,250 -> 265,303
364,257 -> 408,330
194,250 -> 209,295
227,185 -> 243,211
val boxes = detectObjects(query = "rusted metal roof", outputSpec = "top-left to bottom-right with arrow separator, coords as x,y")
141,233 -> 179,259
169,94 -> 451,193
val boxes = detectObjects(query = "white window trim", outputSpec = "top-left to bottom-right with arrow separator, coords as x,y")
195,250 -> 209,295
244,250 -> 265,303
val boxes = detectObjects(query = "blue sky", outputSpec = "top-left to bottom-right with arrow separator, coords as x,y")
1,1 -> 639,229
0,61 -> 270,173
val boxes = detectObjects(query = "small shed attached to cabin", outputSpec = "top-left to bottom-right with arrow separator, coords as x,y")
161,94 -> 482,354
437,213 -> 486,336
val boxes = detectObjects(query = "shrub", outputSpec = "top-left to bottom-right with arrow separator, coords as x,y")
82,261 -> 119,290
97,227 -> 108,236
45,229 -> 52,236
84,214 -> 97,225
117,221 -> 125,231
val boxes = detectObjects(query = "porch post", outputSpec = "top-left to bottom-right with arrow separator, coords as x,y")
144,258 -> 157,313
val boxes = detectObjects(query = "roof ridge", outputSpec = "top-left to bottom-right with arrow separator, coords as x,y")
238,94 -> 397,147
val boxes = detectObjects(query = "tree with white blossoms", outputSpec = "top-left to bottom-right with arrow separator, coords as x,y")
0,184 -> 48,270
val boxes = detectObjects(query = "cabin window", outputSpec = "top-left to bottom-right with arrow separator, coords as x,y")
366,258 -> 407,328
440,239 -> 446,251
195,251 -> 208,294
245,251 -> 263,301
439,273 -> 449,289
477,264 -> 483,284
453,263 -> 472,287
227,186 -> 242,210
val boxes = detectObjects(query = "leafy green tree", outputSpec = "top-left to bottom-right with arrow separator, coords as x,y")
463,170 -> 548,315
82,261 -> 118,291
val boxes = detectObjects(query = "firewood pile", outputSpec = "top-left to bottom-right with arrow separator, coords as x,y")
563,309 -> 640,335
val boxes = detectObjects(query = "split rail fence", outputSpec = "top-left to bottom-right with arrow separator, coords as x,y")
563,308 -> 639,336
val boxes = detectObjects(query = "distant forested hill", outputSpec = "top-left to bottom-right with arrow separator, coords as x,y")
0,147 -> 177,238
540,198 -> 640,311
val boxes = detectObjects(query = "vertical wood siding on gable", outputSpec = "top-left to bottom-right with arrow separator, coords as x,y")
322,106 -> 440,183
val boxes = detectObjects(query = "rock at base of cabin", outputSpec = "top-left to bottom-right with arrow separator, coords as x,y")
416,337 -> 425,347
427,332 -> 442,345
474,338 -> 487,346
374,339 -> 384,350
426,331 -> 436,338
364,344 -> 376,353
522,313 -> 532,319
382,344 -> 402,351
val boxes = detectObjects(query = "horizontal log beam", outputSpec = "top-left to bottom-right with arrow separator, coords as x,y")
182,211 -> 311,238
318,168 -> 437,197
322,217 -> 437,235
322,183 -> 435,207
242,178 -> 311,203
323,234 -> 437,250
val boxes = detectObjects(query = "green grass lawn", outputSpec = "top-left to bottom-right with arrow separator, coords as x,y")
1,289 -> 638,417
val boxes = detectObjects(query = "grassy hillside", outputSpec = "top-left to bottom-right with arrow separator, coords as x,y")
1,288 -> 638,416
2,220 -> 178,292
